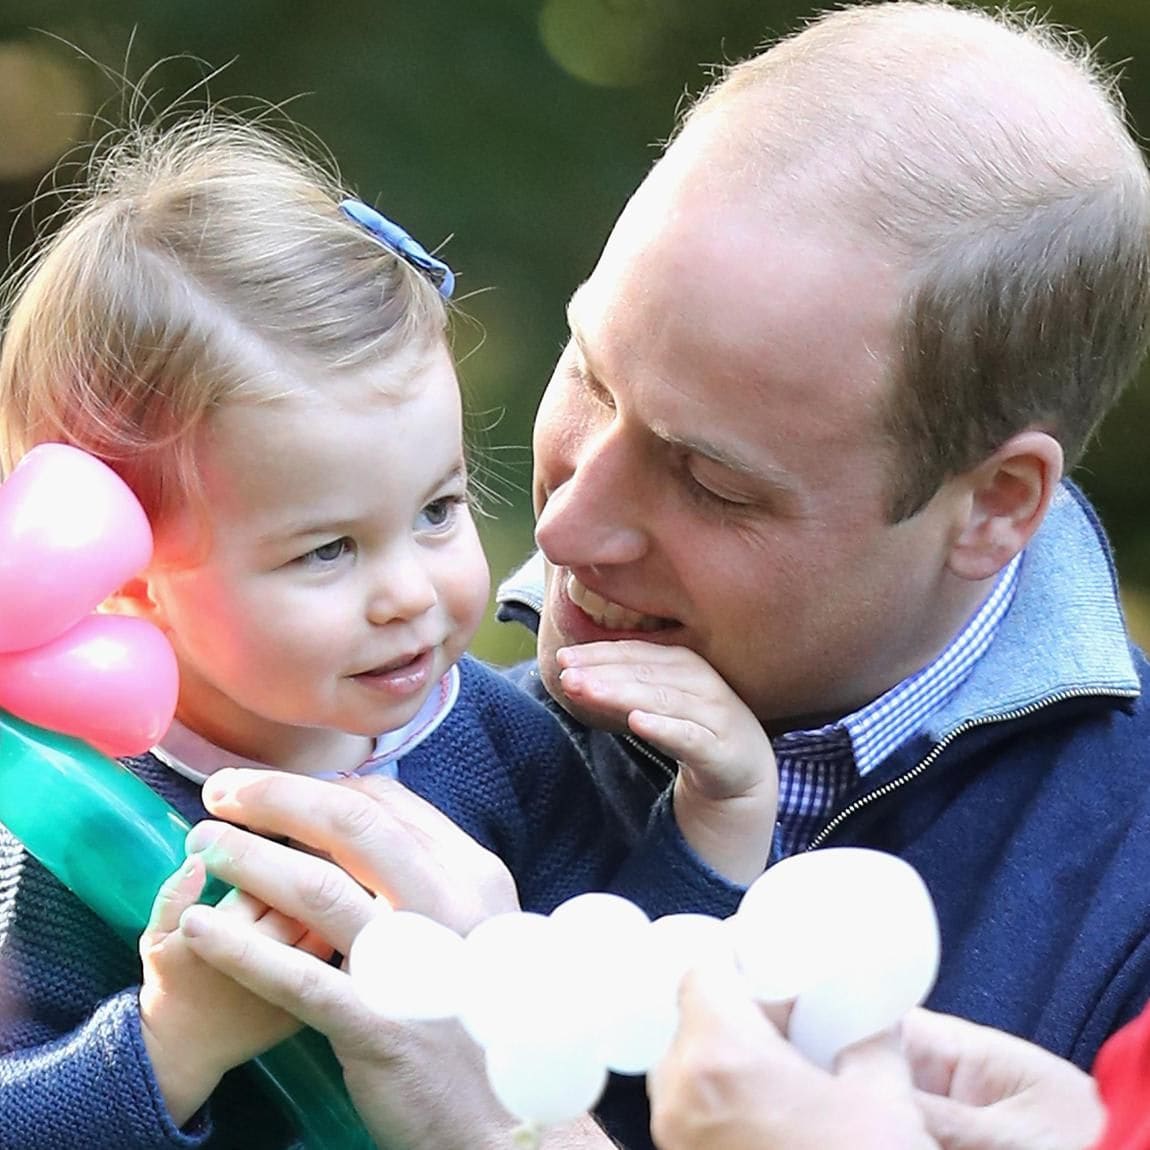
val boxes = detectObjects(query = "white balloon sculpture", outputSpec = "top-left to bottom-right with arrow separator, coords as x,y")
348,847 -> 940,1142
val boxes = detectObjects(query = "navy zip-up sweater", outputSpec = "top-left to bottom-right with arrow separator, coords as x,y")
497,482 -> 1150,1150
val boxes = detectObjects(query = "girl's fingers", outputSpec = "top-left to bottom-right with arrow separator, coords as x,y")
145,854 -> 207,937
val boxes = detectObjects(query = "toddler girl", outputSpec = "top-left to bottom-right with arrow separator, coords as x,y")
0,110 -> 776,1147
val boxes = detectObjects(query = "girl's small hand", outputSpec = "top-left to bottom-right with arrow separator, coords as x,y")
557,641 -> 777,884
138,852 -> 333,1127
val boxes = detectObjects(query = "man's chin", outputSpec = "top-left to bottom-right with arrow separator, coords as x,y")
537,653 -> 630,734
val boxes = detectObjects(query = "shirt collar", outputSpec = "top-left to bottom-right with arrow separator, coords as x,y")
152,664 -> 460,785
922,482 -> 1138,738
842,554 -> 1020,773
770,555 -> 1019,774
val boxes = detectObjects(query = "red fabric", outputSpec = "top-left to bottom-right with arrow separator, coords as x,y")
1094,1002 -> 1150,1149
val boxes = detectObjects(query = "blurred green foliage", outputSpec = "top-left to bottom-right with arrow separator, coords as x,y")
2,0 -> 1149,662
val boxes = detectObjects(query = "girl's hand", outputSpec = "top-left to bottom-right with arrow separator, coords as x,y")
557,641 -> 777,883
138,852 -> 332,1126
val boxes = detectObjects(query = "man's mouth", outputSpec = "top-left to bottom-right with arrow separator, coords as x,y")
565,574 -> 668,633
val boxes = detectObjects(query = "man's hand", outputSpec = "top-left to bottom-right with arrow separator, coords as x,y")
176,768 -> 613,1149
903,1009 -> 1106,1150
649,959 -> 937,1150
195,768 -> 518,933
558,641 -> 777,883
650,966 -> 1105,1150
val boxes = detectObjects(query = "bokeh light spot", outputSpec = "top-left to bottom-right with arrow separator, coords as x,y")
0,41 -> 90,181
539,0 -> 683,89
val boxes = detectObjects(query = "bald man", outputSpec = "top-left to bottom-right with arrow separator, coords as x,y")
499,4 -> 1150,1142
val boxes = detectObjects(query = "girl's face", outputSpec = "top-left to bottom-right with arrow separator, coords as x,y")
138,342 -> 490,772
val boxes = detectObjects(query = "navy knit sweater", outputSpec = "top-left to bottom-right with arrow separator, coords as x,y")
0,655 -> 741,1148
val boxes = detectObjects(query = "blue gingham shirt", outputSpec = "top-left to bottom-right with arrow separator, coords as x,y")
771,555 -> 1021,861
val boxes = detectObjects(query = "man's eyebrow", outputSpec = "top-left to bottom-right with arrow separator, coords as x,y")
565,288 -> 793,490
656,427 -> 796,489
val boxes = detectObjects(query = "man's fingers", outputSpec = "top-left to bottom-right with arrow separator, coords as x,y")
196,769 -> 519,942
297,930 -> 337,961
186,820 -> 377,954
201,770 -> 411,885
914,1093 -> 1001,1150
899,1008 -> 982,1097
903,1009 -> 1106,1150
663,958 -> 795,1076
651,960 -> 817,1150
216,887 -> 330,950
201,769 -> 519,934
835,1027 -> 920,1105
179,904 -> 371,1046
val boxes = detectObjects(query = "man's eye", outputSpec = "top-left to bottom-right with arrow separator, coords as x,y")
583,374 -> 616,410
568,357 -> 616,410
685,471 -> 755,511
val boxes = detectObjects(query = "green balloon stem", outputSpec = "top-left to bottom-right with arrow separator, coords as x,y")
0,710 -> 378,1150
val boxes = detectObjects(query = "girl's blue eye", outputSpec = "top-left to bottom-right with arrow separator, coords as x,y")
424,499 -> 450,526
304,538 -> 352,564
420,495 -> 464,531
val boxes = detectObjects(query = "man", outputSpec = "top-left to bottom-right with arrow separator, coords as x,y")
491,1 -> 1150,1142
179,3 -> 1150,1148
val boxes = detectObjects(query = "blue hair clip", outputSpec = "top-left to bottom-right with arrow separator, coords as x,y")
339,198 -> 455,300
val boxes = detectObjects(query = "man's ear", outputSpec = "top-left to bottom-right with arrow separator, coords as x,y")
946,430 -> 1063,582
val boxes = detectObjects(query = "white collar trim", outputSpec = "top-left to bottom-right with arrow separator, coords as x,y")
152,663 -> 461,784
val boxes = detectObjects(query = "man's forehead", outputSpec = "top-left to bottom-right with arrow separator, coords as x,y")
564,284 -> 592,337
560,207 -> 902,482
564,287 -> 826,495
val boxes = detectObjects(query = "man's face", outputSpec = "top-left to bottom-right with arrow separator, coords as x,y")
532,153 -> 976,733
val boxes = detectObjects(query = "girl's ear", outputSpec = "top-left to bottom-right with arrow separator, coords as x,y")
946,430 -> 1063,582
102,574 -> 164,625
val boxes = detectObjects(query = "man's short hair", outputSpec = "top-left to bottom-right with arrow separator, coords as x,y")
680,1 -> 1150,519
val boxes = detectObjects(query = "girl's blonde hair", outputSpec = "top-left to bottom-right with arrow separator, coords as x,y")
0,109 -> 448,524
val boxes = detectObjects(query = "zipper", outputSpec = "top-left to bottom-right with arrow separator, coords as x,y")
623,732 -> 677,785
806,686 -> 1138,850
540,682 -> 677,787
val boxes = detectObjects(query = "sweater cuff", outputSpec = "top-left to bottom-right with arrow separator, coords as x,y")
0,987 -> 213,1149
124,991 -> 215,1147
607,789 -> 746,920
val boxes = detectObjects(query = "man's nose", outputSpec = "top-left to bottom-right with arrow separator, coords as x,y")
534,425 -> 647,567
367,548 -> 438,624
